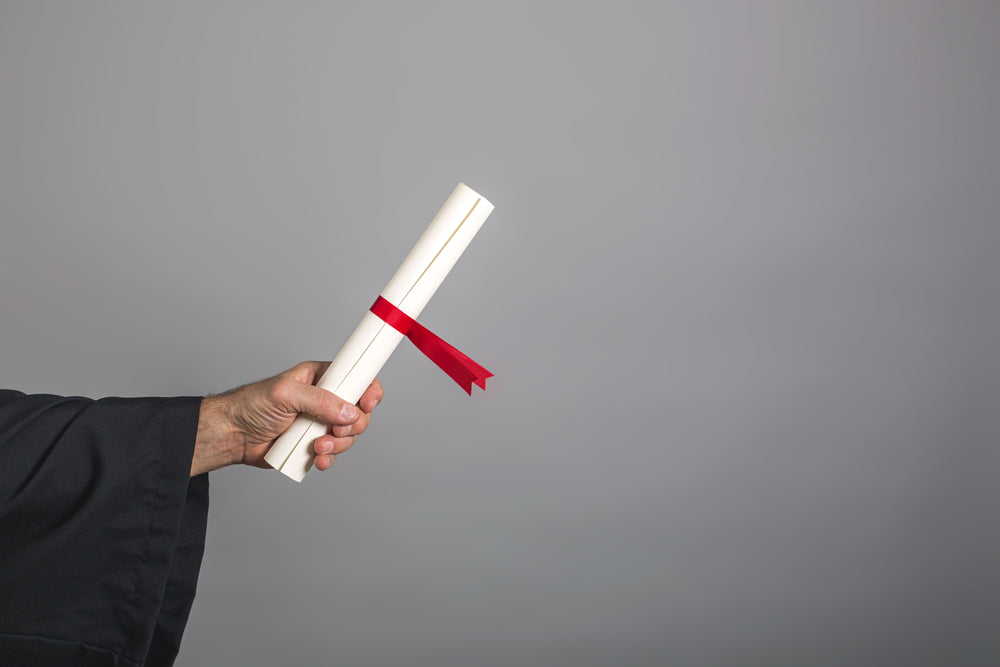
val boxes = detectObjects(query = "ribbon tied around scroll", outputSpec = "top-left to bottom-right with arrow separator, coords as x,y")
370,296 -> 493,394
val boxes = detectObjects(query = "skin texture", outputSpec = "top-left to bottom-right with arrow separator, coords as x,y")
191,361 -> 383,476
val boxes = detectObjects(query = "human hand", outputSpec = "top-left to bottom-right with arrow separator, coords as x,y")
192,361 -> 383,476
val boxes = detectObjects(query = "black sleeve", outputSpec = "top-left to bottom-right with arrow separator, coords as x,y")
0,390 -> 209,667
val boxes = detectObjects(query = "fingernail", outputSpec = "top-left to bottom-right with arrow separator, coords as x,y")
333,425 -> 351,437
315,440 -> 331,454
340,404 -> 358,420
371,398 -> 379,409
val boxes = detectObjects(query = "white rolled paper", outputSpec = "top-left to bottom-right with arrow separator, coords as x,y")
264,183 -> 494,481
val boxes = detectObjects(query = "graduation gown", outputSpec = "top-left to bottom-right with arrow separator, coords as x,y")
0,391 -> 209,667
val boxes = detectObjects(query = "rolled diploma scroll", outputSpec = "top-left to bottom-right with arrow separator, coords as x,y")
263,183 -> 494,481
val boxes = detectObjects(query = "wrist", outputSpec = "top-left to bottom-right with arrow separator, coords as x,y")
192,394 -> 245,475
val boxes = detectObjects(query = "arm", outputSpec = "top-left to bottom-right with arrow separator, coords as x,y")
0,363 -> 382,664
191,360 -> 384,476
0,390 -> 205,664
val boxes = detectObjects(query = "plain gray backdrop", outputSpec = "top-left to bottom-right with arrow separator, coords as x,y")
1,2 -> 998,665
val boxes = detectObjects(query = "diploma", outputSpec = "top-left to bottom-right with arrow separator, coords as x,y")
264,183 -> 494,481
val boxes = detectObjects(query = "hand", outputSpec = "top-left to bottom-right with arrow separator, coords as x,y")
192,361 -> 384,476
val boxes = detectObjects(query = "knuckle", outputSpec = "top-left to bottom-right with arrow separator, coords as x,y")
271,377 -> 296,405
353,414 -> 370,435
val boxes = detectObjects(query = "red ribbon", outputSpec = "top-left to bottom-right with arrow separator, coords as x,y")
370,295 -> 493,395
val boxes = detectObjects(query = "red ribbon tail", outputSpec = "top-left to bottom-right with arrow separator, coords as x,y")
370,296 -> 492,394
406,321 -> 493,395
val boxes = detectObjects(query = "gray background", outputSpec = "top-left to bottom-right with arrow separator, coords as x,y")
1,2 -> 998,665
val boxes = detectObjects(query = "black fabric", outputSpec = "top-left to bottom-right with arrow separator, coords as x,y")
0,391 -> 209,667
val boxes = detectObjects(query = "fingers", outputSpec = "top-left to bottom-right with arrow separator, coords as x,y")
314,433 -> 355,456
272,366 -> 385,474
331,410 -> 370,437
275,367 -> 381,426
359,377 -> 384,413
273,376 -> 360,427
314,453 -> 337,471
311,399 -> 376,467
313,433 -> 354,473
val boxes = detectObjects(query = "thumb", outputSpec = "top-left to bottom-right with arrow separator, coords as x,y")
276,378 -> 360,426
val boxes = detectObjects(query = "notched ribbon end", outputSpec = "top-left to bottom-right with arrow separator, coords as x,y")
472,371 -> 494,392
